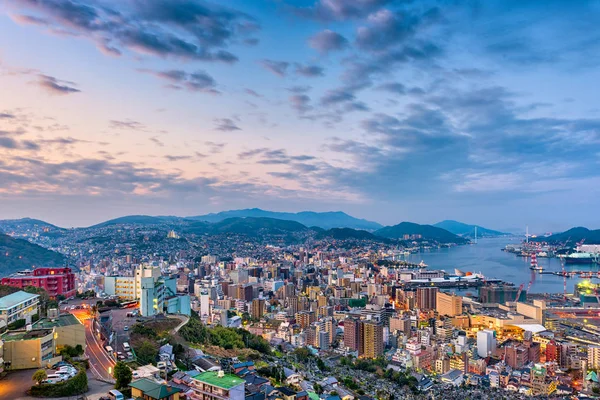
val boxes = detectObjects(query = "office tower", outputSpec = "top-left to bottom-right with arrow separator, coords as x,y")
361,320 -> 383,358
476,330 -> 497,358
416,287 -> 439,310
251,299 -> 265,320
295,311 -> 315,329
436,292 -> 463,316
343,318 -> 361,352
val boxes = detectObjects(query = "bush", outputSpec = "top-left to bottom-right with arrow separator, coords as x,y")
179,313 -> 272,355
8,319 -> 26,330
29,365 -> 88,397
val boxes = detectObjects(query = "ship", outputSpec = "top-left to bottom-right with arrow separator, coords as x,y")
565,252 -> 596,264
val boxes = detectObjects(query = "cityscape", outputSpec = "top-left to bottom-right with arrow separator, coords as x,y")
1,1 -> 600,400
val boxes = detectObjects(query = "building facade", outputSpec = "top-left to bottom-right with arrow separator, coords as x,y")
1,268 -> 76,298
0,291 -> 40,329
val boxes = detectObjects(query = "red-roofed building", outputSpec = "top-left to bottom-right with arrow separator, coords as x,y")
1,267 -> 76,298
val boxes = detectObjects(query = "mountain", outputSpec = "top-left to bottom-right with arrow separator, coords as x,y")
375,222 -> 468,243
0,217 -> 63,232
316,227 -> 385,241
533,227 -> 600,245
182,217 -> 310,237
89,215 -> 181,228
433,220 -> 507,238
0,233 -> 66,275
187,208 -> 383,231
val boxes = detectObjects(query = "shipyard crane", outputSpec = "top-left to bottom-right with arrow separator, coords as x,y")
515,283 -> 525,303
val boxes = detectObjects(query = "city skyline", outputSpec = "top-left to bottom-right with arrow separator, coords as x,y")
1,0 -> 600,230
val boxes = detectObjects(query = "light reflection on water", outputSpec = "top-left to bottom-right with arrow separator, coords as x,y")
404,237 -> 598,294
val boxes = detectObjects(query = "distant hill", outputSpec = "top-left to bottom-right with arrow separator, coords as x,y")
188,208 -> 383,231
316,227 -> 385,241
0,233 -> 66,276
533,227 -> 600,245
433,220 -> 507,238
210,217 -> 309,235
0,217 -> 63,232
88,215 -> 180,228
182,217 -> 310,237
375,222 -> 468,243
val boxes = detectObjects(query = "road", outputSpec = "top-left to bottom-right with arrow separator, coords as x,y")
70,309 -> 115,383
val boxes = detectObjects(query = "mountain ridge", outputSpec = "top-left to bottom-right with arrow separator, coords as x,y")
533,227 -> 600,245
187,208 -> 383,231
433,220 -> 508,238
375,222 -> 468,243
0,233 -> 66,276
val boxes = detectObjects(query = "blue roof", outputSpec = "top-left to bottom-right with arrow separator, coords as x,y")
0,291 -> 39,310
234,361 -> 255,368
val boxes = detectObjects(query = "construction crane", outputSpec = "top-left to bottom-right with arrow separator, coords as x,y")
515,283 -> 525,303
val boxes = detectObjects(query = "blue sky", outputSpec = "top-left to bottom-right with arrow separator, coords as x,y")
0,0 -> 599,231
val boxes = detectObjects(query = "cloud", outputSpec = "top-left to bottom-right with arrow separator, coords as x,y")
308,30 -> 348,53
109,119 -> 146,130
0,113 -> 15,119
356,8 -> 441,51
214,118 -> 241,131
139,69 -> 219,94
244,89 -> 262,97
289,94 -> 312,114
287,85 -> 312,94
320,88 -> 355,106
205,141 -> 226,152
36,74 -> 80,95
164,155 -> 192,162
259,59 -> 290,77
376,82 -> 406,95
294,64 -> 325,77
149,137 -> 164,147
0,130 -> 39,150
294,0 -> 396,21
9,0 -> 260,63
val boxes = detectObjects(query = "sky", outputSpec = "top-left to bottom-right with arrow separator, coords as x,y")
0,0 -> 599,231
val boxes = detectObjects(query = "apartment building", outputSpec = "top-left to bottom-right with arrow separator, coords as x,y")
190,371 -> 245,400
0,291 -> 40,329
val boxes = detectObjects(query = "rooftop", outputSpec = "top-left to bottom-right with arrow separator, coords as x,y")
33,313 -> 81,329
0,291 -> 39,310
129,378 -> 182,399
2,328 -> 53,342
194,371 -> 245,389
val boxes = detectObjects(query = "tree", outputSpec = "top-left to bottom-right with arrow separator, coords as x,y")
135,339 -> 159,365
32,369 -> 47,385
113,361 -> 132,389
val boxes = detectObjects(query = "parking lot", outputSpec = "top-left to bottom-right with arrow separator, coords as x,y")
109,308 -> 136,361
0,369 -> 114,400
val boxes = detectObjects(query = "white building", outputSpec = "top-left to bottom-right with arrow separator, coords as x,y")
0,291 -> 40,329
477,330 -> 497,358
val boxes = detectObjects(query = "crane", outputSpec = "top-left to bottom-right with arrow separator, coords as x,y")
515,283 -> 525,303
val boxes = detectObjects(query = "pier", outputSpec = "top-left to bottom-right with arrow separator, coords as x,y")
403,278 -> 504,289
542,270 -> 600,279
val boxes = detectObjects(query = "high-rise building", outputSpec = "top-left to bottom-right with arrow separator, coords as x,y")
504,344 -> 528,369
343,318 -> 361,352
295,311 -> 315,329
361,320 -> 383,359
416,287 -> 439,310
588,346 -> 600,369
251,299 -> 265,320
479,285 -> 526,303
436,292 -> 463,316
476,330 -> 497,358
